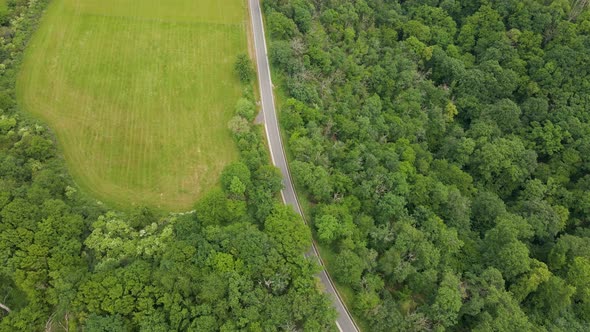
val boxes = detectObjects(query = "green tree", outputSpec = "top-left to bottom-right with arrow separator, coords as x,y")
430,271 -> 462,328
528,120 -> 569,157
315,214 -> 340,244
566,256 -> 590,320
234,98 -> 257,121
510,260 -> 551,302
481,99 -> 521,134
264,205 -> 311,260
333,249 -> 364,287
469,137 -> 537,197
267,11 -> 298,40
483,214 -> 533,281
234,54 -> 254,84
194,188 -> 249,226
528,276 -> 576,321
84,314 -> 127,332
220,162 -> 252,194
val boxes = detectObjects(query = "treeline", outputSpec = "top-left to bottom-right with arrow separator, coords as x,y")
0,1 -> 335,331
264,0 -> 590,330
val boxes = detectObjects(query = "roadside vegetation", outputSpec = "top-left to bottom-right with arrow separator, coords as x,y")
0,0 -> 335,330
264,0 -> 590,330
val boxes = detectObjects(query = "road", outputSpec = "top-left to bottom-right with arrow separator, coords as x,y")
247,0 -> 360,331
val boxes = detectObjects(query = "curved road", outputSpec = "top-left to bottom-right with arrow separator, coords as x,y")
247,1 -> 360,331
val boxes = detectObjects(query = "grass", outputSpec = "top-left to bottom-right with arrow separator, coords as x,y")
17,0 -> 249,211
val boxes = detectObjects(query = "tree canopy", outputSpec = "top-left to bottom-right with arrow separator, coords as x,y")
265,0 -> 590,329
0,1 -> 335,330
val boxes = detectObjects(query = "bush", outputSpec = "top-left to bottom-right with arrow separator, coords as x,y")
234,54 -> 254,84
235,97 -> 257,121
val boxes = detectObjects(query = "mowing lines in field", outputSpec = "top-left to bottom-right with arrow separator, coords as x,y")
18,0 -> 248,210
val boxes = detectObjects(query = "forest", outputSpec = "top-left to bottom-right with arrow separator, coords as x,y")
3,0 -> 590,331
0,0 -> 335,330
264,0 -> 590,330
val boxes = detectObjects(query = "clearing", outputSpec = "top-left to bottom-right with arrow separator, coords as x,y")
18,0 -> 248,211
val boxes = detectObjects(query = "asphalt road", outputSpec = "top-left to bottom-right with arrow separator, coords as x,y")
248,1 -> 360,331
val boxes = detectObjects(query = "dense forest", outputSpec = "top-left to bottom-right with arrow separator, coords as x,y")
4,0 -> 590,330
0,0 -> 335,330
264,0 -> 590,330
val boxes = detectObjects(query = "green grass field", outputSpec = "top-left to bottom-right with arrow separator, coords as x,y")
18,0 -> 249,211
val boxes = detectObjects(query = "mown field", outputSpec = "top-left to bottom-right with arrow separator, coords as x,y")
18,0 -> 248,211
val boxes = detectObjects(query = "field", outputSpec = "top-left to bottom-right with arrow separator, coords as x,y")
18,0 -> 248,211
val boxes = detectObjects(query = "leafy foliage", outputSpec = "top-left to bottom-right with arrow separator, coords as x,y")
234,53 -> 255,84
0,1 -> 335,330
265,0 -> 590,329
